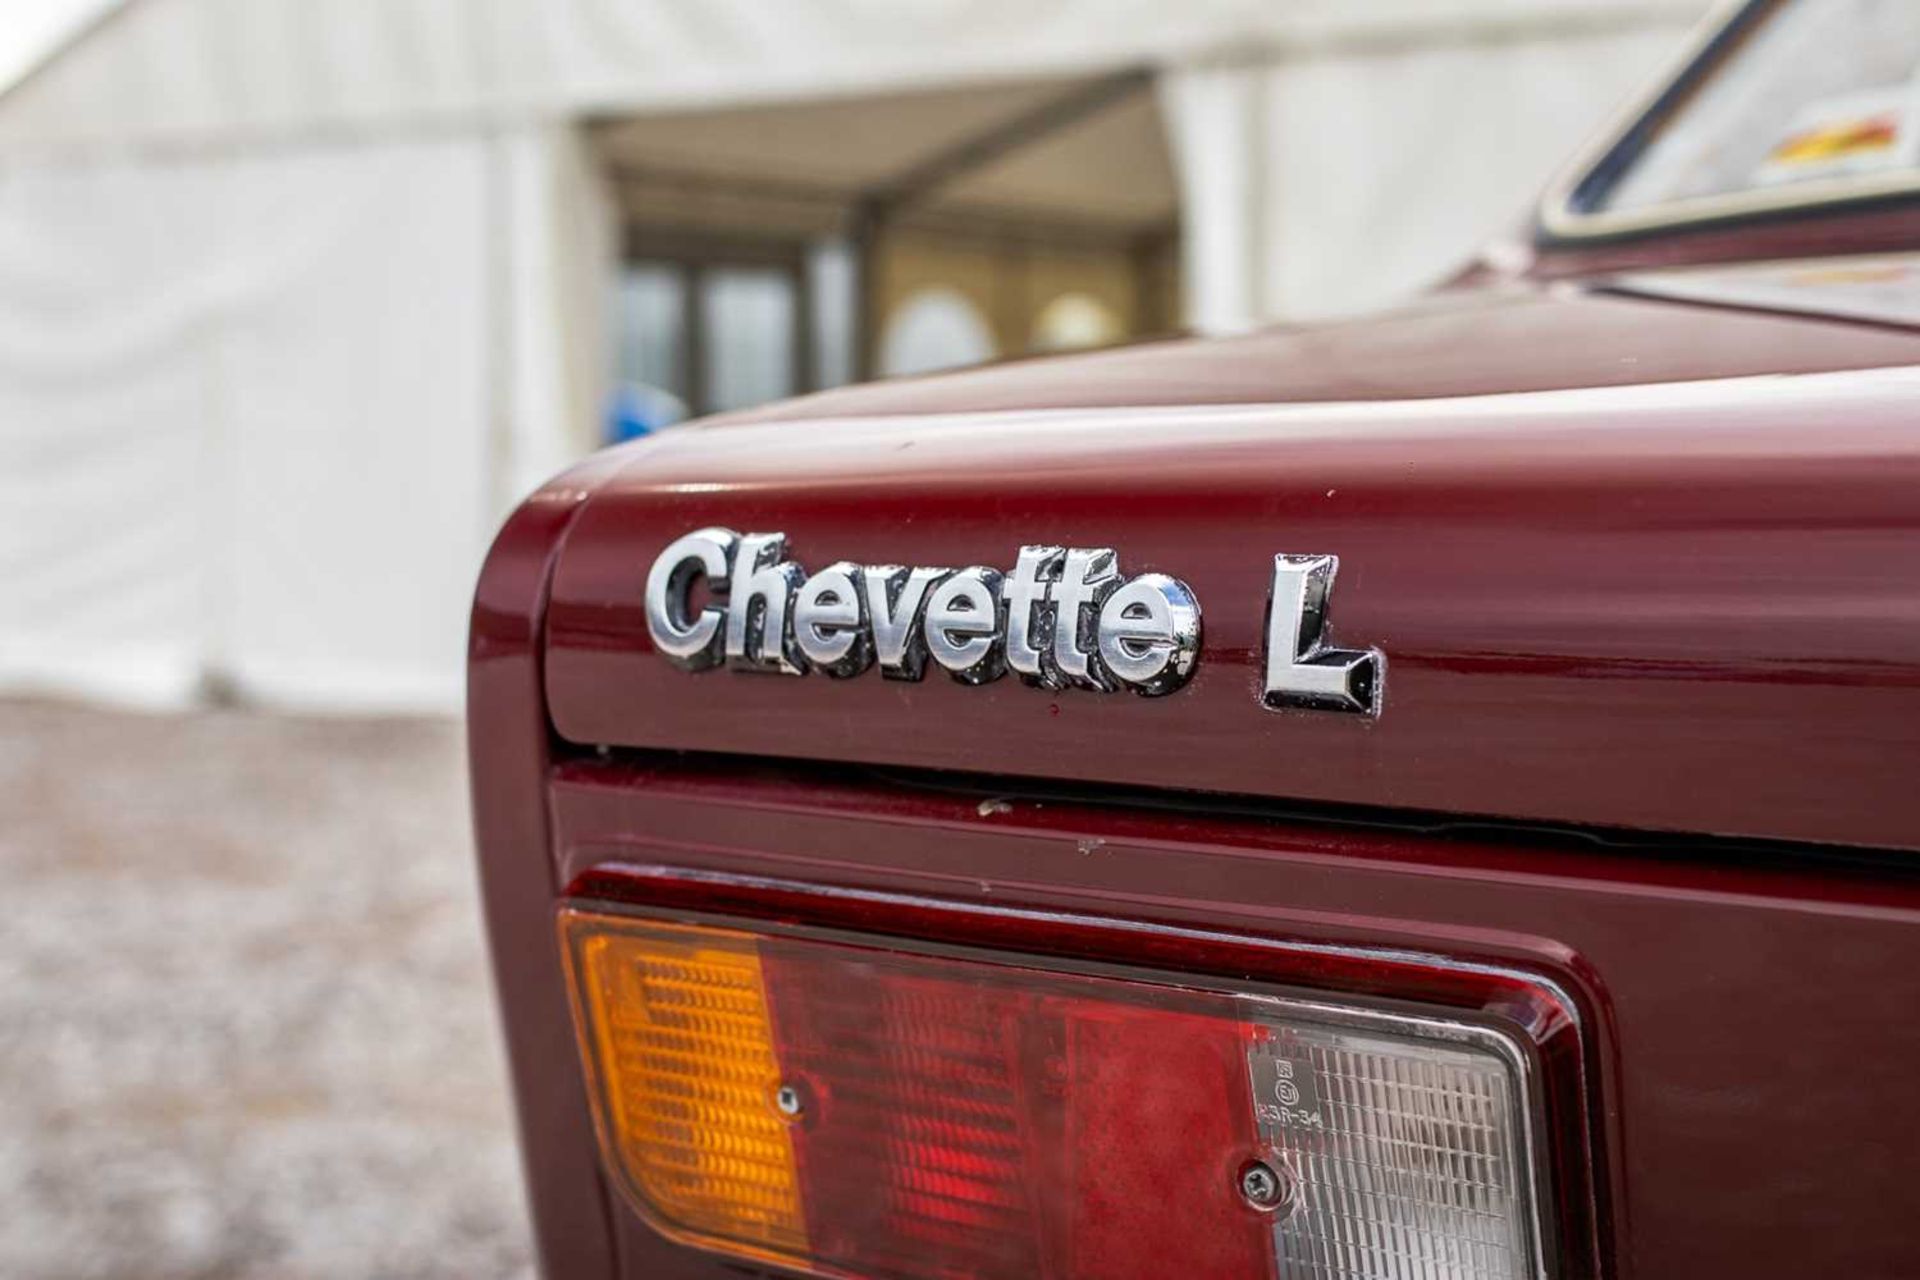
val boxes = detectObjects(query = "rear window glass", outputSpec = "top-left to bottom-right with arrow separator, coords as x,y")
1596,0 -> 1920,214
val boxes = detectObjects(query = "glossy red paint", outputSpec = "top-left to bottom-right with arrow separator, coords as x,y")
540,293 -> 1920,851
695,287 -> 1920,425
468,455 -> 628,1280
471,187 -> 1920,1277
1530,205 -> 1920,281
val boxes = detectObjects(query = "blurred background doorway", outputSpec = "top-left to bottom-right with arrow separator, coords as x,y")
598,69 -> 1178,427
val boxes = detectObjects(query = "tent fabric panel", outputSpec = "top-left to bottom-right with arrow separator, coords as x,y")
0,131 -> 579,712
0,0 -> 1708,155
216,136 -> 494,712
1260,23 -> 1689,319
0,153 -> 231,706
1160,22 -> 1685,325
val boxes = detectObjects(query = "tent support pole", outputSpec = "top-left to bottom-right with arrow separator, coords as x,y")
851,198 -> 885,384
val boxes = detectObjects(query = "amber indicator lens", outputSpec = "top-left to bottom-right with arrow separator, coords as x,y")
568,922 -> 805,1256
562,909 -> 1548,1280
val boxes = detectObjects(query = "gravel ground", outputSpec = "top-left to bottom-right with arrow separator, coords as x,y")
0,699 -> 534,1280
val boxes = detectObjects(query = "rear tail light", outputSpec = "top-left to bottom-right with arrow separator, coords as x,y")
562,907 -> 1555,1280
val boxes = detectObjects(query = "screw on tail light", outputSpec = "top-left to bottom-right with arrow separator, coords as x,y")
1237,1158 -> 1297,1215
562,902 -> 1575,1280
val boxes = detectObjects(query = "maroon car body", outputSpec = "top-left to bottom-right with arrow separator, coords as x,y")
470,10 -> 1920,1278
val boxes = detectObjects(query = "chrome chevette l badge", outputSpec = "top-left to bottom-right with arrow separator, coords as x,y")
643,529 -> 1383,714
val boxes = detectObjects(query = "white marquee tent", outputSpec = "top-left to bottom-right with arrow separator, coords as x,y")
0,0 -> 1708,713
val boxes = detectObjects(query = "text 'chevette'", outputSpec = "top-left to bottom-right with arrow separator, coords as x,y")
645,528 -> 1202,695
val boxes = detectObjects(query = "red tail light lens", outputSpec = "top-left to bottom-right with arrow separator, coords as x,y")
563,908 -> 1552,1280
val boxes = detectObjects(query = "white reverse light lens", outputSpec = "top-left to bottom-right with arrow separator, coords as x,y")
1245,1011 -> 1544,1280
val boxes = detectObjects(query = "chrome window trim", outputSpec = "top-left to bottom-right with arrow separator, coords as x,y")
1537,0 -> 1920,243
